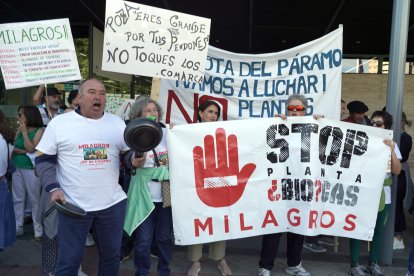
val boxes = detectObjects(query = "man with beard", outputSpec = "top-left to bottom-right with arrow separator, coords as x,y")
33,85 -> 65,126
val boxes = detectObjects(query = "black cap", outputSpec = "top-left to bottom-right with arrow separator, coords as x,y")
347,100 -> 368,113
44,87 -> 61,96
67,89 -> 79,104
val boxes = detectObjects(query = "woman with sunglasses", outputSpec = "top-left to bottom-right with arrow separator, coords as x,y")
348,110 -> 401,276
259,95 -> 315,276
11,106 -> 44,240
187,100 -> 232,276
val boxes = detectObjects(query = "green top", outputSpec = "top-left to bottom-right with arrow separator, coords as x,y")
124,166 -> 169,236
12,128 -> 40,169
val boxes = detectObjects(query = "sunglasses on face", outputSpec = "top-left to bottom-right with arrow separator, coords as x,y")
287,105 -> 305,112
371,121 -> 384,127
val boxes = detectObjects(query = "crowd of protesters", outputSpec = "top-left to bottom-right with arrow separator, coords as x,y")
1,79 -> 413,276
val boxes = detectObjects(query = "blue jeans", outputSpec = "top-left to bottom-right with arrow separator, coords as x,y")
408,240 -> 414,274
55,199 -> 126,276
134,203 -> 172,276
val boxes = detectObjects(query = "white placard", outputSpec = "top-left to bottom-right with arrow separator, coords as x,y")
167,117 -> 392,245
102,0 -> 211,83
159,27 -> 343,121
0,18 -> 81,89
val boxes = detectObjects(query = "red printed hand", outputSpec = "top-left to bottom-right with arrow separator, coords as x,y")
193,128 -> 256,207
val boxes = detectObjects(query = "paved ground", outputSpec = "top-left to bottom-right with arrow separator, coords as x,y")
0,215 -> 413,276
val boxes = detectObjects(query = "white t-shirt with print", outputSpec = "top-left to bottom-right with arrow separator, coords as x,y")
384,143 -> 402,204
143,127 -> 168,202
36,111 -> 128,211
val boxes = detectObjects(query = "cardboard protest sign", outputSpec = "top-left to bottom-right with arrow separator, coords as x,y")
0,18 -> 81,89
103,0 -> 211,83
167,117 -> 392,245
158,27 -> 342,122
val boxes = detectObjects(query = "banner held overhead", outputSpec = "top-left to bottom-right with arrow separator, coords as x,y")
0,18 -> 81,90
159,27 -> 343,122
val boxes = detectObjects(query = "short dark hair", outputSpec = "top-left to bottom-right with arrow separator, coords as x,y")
67,89 -> 78,104
197,100 -> 221,122
371,110 -> 393,130
19,105 -> 44,128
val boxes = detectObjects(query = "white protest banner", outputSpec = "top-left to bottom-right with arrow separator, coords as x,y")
103,0 -> 211,83
167,117 -> 392,245
0,18 -> 81,90
159,27 -> 342,122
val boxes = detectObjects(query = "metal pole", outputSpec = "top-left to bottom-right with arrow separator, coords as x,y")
381,0 -> 411,265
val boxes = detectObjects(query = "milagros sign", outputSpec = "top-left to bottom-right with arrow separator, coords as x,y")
102,0 -> 211,83
158,27 -> 342,122
0,18 -> 81,89
167,117 -> 392,245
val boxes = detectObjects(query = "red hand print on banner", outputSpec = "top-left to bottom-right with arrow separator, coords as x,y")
193,128 -> 256,207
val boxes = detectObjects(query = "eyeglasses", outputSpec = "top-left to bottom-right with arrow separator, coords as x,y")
371,121 -> 384,127
287,105 -> 305,112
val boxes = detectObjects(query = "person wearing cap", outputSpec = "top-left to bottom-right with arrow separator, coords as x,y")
342,100 -> 371,125
64,89 -> 80,113
33,84 -> 65,126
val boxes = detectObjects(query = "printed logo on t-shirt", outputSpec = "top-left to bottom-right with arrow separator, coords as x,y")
79,143 -> 112,167
84,147 -> 107,160
149,150 -> 168,166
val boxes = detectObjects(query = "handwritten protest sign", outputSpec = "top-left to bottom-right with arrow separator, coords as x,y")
0,18 -> 81,90
102,0 -> 211,83
158,27 -> 342,121
167,117 -> 392,245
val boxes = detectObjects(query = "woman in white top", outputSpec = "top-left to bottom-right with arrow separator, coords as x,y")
348,110 -> 401,276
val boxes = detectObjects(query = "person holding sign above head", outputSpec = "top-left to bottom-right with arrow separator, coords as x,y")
258,95 -> 316,276
187,100 -> 232,276
347,110 -> 401,276
33,84 -> 65,126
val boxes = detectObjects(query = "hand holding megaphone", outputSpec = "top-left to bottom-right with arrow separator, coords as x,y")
131,151 -> 146,168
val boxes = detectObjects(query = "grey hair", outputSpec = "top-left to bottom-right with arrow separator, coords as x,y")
286,95 -> 308,111
128,96 -> 163,121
